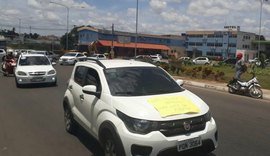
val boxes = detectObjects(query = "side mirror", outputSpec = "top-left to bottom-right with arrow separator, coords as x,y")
82,85 -> 101,98
52,62 -> 57,66
176,79 -> 184,86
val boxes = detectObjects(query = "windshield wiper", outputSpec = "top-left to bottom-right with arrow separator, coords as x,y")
114,91 -> 143,96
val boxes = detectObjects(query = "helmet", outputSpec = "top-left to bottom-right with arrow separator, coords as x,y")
236,53 -> 243,60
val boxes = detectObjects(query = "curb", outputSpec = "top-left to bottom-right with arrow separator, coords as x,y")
175,77 -> 270,101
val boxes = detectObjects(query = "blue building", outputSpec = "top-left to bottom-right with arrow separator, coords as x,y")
77,26 -> 186,58
185,26 -> 258,60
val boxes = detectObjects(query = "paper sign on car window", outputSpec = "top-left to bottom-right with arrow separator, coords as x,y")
147,96 -> 200,117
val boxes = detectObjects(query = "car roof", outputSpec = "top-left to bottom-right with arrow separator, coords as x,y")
78,59 -> 156,69
21,53 -> 46,57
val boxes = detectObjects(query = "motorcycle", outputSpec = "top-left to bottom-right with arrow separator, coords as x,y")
1,58 -> 17,76
227,73 -> 263,99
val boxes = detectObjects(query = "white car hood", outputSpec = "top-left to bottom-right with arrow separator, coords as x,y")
60,56 -> 76,59
112,90 -> 209,121
16,65 -> 55,73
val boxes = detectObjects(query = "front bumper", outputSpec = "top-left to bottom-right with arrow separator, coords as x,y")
59,59 -> 75,65
117,118 -> 218,156
15,74 -> 57,85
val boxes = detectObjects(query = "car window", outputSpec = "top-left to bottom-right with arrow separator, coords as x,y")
77,54 -> 84,57
84,68 -> 101,91
64,53 -> 76,56
104,67 -> 184,96
74,66 -> 87,86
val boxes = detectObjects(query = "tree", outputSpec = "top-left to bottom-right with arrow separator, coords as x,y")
60,26 -> 82,50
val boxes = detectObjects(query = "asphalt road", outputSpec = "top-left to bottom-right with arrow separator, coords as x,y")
0,64 -> 270,156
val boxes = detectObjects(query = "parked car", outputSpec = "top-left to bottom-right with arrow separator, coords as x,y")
31,50 -> 59,62
0,49 -> 6,61
63,59 -> 218,156
192,57 -> 210,65
88,53 -> 107,60
14,54 -> 57,87
59,52 -> 87,65
178,57 -> 190,61
150,55 -> 161,63
134,55 -> 153,63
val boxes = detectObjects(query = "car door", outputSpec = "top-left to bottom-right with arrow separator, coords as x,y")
79,67 -> 102,134
197,57 -> 205,64
71,66 -> 101,132
70,66 -> 89,128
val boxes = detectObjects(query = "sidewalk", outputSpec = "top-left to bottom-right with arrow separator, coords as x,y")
173,76 -> 270,100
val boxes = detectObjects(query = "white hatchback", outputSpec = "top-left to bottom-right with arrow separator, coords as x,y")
59,52 -> 86,65
15,54 -> 57,87
63,59 -> 218,156
192,57 -> 210,65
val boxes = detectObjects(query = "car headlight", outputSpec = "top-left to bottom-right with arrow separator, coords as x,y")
204,111 -> 212,122
17,71 -> 27,76
117,110 -> 158,134
48,70 -> 56,75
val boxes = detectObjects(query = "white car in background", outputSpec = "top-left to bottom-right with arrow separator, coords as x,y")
59,52 -> 86,65
150,55 -> 161,63
192,57 -> 210,65
15,54 -> 57,88
0,49 -> 6,61
88,53 -> 107,60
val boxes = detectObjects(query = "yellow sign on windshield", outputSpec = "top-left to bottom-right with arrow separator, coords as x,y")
147,96 -> 200,117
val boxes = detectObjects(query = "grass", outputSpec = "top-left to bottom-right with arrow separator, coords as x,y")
163,62 -> 270,90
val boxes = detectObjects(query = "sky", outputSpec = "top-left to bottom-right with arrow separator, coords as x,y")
0,0 -> 270,39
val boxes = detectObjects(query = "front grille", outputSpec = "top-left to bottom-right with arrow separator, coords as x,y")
29,71 -> 46,76
158,115 -> 206,137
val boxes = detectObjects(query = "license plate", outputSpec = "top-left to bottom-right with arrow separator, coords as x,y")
31,77 -> 44,82
177,137 -> 202,152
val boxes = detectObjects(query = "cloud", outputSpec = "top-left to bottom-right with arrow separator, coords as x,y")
187,0 -> 229,16
149,0 -> 167,14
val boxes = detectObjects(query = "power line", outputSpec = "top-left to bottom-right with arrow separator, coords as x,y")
0,24 -> 67,31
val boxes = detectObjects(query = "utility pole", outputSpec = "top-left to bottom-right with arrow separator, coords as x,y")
110,23 -> 114,59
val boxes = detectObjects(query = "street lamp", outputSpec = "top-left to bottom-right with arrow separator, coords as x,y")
258,0 -> 268,58
50,1 -> 69,51
135,0 -> 138,57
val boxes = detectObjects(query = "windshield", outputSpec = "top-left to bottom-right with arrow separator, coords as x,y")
104,67 -> 184,96
19,56 -> 50,66
63,53 -> 77,56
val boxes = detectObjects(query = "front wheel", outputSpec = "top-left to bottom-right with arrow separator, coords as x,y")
64,106 -> 77,134
249,85 -> 263,99
101,131 -> 125,156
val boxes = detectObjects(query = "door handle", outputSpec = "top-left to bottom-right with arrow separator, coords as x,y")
80,94 -> 84,101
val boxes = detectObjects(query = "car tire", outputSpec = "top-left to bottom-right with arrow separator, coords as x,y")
64,106 -> 77,134
101,131 -> 125,156
15,78 -> 22,88
73,60 -> 77,65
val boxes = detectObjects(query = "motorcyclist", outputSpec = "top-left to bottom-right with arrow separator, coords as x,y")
234,53 -> 245,81
228,53 -> 246,89
2,50 -> 16,72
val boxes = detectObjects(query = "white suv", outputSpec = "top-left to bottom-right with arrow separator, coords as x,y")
63,59 -> 218,156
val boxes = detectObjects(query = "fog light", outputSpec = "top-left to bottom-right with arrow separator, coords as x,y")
19,79 -> 23,82
131,144 -> 152,156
